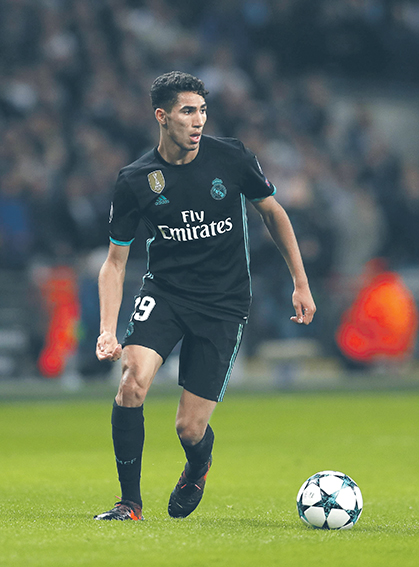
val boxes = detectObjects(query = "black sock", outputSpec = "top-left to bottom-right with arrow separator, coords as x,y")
180,424 -> 214,481
111,400 -> 145,506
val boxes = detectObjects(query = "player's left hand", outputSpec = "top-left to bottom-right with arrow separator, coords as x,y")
290,285 -> 316,325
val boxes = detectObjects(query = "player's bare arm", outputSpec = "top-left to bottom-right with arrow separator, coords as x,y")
252,195 -> 316,325
96,242 -> 130,361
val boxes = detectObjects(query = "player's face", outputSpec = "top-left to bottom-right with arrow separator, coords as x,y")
161,92 -> 207,154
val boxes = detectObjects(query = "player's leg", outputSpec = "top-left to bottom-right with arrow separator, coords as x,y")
115,344 -> 162,407
95,345 -> 162,521
112,345 -> 162,503
168,314 -> 245,518
168,390 -> 216,518
176,389 -> 216,476
95,293 -> 184,521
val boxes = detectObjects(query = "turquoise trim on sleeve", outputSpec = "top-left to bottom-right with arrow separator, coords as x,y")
110,236 -> 135,246
250,185 -> 277,203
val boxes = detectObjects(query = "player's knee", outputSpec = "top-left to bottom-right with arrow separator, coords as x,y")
116,363 -> 150,406
176,417 -> 207,446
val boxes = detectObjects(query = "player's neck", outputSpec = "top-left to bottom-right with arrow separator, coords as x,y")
157,138 -> 200,165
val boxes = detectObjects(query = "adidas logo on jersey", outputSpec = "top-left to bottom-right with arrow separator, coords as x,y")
155,195 -> 170,206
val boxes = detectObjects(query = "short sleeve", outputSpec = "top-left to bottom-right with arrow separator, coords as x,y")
109,173 -> 141,245
240,147 -> 276,202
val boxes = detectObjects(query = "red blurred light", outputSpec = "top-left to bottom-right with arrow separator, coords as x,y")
336,270 -> 418,363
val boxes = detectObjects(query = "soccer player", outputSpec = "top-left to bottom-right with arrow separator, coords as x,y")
94,71 -> 316,521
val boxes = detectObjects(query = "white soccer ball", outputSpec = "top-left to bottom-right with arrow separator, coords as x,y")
296,470 -> 363,530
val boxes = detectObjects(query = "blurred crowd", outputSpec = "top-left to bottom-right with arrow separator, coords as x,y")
1,0 -> 419,376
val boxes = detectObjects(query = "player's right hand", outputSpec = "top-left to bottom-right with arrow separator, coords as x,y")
96,331 -> 122,362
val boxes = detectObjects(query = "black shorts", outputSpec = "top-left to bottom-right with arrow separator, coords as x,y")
122,292 -> 245,402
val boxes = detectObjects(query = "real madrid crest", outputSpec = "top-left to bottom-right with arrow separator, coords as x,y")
147,170 -> 165,194
210,178 -> 227,200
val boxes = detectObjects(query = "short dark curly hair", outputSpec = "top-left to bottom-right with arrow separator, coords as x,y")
150,71 -> 209,111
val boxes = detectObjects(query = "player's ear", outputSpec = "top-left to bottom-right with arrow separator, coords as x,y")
155,107 -> 167,126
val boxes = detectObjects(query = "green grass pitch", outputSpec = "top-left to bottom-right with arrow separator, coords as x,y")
0,391 -> 418,567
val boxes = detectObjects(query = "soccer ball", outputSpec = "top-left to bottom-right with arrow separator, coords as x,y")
296,470 -> 363,530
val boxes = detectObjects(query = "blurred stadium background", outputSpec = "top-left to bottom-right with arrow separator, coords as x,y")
1,0 -> 419,396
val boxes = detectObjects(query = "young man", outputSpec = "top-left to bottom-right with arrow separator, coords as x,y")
94,71 -> 316,521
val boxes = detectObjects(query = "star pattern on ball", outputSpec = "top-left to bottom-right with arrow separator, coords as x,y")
296,470 -> 363,530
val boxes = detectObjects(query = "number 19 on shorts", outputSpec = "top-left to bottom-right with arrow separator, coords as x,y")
133,296 -> 156,321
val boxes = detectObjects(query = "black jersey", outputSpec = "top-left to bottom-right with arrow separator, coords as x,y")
109,135 -> 276,322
